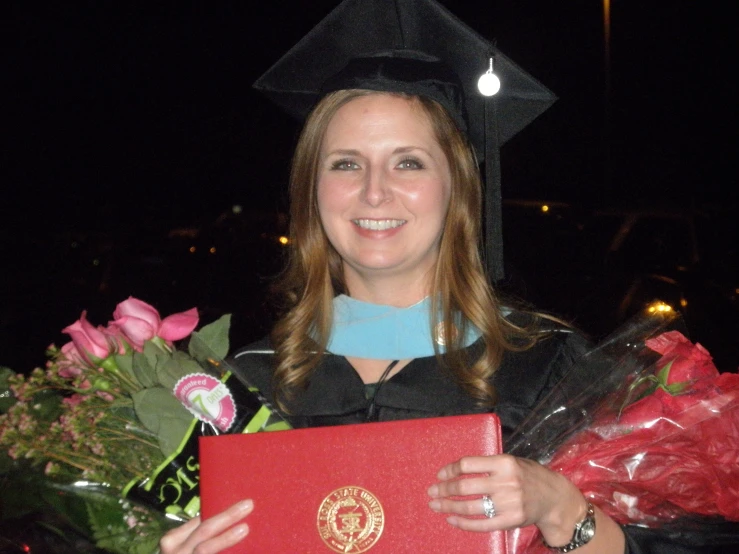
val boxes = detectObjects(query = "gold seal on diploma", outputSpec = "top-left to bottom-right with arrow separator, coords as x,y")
317,486 -> 384,552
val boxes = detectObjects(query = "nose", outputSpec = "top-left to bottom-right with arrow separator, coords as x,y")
360,168 -> 392,207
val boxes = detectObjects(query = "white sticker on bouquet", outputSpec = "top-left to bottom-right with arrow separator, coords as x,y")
174,373 -> 237,432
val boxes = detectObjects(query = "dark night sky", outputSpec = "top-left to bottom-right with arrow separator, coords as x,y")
1,1 -> 736,370
3,1 -> 734,227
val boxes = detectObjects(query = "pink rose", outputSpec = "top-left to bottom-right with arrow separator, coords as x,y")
56,342 -> 86,378
62,311 -> 114,363
102,324 -> 128,354
645,331 -> 718,385
110,297 -> 198,351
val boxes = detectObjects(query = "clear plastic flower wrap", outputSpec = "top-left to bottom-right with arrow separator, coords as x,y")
506,303 -> 739,553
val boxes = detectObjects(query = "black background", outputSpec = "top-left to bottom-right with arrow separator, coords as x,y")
1,1 -> 736,372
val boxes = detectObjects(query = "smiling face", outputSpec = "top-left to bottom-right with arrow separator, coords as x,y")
317,93 -> 452,300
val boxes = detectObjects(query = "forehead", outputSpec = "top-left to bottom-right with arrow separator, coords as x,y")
324,93 -> 437,143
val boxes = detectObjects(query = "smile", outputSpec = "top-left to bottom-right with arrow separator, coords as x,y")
353,219 -> 407,231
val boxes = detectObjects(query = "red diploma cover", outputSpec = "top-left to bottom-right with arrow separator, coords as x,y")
199,413 -> 506,553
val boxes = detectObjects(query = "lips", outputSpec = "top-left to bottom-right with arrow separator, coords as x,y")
353,219 -> 407,231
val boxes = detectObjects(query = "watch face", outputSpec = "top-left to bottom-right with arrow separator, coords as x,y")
577,518 -> 596,543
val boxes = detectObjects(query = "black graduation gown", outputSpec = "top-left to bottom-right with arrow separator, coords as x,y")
231,330 -> 739,554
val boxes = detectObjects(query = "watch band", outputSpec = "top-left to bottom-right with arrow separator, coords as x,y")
543,502 -> 596,553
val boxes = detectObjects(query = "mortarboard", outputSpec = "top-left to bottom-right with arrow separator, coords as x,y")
253,0 -> 556,282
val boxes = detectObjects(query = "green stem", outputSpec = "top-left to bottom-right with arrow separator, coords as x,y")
96,426 -> 159,449
106,415 -> 157,438
150,336 -> 173,354
97,356 -> 143,394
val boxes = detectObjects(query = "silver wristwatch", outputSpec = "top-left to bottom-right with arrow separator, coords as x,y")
543,502 -> 596,553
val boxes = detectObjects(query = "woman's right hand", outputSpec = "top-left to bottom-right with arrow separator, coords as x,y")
159,499 -> 253,554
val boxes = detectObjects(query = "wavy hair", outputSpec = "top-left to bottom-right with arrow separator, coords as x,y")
270,89 -> 539,411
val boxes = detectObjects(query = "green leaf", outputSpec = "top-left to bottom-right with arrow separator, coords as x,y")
131,351 -> 157,389
129,534 -> 163,554
156,353 -> 204,391
85,494 -> 134,554
617,374 -> 659,419
132,387 -> 190,436
656,360 -> 674,386
662,381 -> 690,396
157,416 -> 195,458
107,402 -> 137,423
109,396 -> 134,411
113,351 -> 138,384
189,314 -> 231,361
144,341 -> 170,374
71,483 -> 170,554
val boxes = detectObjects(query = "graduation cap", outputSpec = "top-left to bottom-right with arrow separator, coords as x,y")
253,0 -> 556,282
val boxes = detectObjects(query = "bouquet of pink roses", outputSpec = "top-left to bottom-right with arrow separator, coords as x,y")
0,297 -> 288,554
506,304 -> 739,553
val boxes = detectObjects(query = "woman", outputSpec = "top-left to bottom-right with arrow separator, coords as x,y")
160,86 -> 630,553
160,0 -> 737,549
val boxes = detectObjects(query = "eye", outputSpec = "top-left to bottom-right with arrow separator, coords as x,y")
330,158 -> 360,171
396,157 -> 424,170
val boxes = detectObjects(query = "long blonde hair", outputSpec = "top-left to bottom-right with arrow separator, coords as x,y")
270,89 -> 537,411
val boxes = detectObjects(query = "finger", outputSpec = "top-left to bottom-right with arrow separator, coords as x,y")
184,522 -> 249,554
188,500 -> 253,543
160,500 -> 253,554
445,514 -> 511,533
429,496 -> 518,533
429,495 -> 489,517
437,455 -> 511,480
430,492 -> 517,518
427,475 -> 490,499
159,516 -> 202,552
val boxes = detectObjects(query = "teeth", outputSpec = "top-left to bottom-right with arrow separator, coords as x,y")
353,219 -> 406,231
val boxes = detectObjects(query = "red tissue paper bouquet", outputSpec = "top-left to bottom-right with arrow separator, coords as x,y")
506,305 -> 739,553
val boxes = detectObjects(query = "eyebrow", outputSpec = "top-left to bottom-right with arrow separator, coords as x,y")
394,146 -> 424,155
325,146 -> 429,157
325,149 -> 361,157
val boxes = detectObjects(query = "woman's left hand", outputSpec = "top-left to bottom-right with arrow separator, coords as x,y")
427,454 -> 586,546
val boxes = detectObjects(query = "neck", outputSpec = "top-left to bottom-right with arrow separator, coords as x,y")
343,268 -> 433,308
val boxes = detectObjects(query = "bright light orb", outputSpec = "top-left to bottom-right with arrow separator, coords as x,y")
478,72 -> 501,96
647,301 -> 673,314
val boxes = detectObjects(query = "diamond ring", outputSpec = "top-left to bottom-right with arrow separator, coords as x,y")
482,495 -> 496,518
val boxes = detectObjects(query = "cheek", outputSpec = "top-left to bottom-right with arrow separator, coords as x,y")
316,180 -> 338,220
317,177 -> 352,214
316,179 -> 352,242
405,180 -> 450,219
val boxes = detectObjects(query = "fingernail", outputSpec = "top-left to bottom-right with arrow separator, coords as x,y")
428,500 -> 441,512
427,485 -> 439,497
437,468 -> 448,479
233,523 -> 248,537
237,499 -> 254,513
